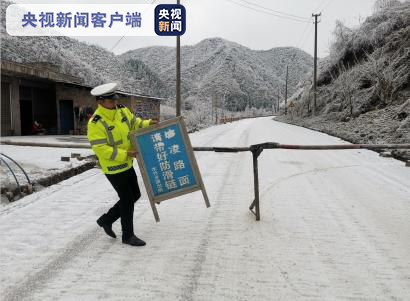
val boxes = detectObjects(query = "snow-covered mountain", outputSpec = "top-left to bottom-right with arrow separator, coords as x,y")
1,1 -> 312,110
119,38 -> 313,110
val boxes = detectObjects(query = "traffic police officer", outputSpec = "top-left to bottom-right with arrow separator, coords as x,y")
87,83 -> 155,247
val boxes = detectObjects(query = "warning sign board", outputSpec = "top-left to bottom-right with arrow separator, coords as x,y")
129,116 -> 210,221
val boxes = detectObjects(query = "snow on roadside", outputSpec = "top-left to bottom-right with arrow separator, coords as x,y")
0,140 -> 93,191
1,135 -> 90,145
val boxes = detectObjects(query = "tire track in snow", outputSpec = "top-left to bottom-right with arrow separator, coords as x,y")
302,172 -> 402,298
309,166 -> 410,297
259,164 -> 360,198
178,126 -> 252,301
2,206 -> 151,301
2,229 -> 101,301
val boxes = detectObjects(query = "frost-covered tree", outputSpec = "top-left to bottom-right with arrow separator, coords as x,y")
373,0 -> 401,12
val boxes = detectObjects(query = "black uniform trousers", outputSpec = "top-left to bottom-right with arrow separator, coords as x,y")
101,167 -> 141,240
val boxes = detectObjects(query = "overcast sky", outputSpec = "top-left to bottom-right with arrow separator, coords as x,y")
10,0 -> 378,57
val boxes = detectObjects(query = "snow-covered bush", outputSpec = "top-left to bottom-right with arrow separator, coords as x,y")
293,0 -> 409,119
322,0 -> 409,83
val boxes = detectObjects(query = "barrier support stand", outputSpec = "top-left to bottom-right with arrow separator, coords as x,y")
249,144 -> 265,221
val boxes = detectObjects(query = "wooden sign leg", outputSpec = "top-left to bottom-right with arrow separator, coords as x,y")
249,145 -> 263,221
251,152 -> 260,221
149,200 -> 160,222
201,187 -> 211,208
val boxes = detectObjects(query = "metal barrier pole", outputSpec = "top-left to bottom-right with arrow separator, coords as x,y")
2,140 -> 409,221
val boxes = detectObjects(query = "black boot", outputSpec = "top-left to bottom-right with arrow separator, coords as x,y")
122,234 -> 146,247
97,216 -> 116,238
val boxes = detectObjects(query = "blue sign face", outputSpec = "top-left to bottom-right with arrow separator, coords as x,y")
135,124 -> 196,197
154,4 -> 186,36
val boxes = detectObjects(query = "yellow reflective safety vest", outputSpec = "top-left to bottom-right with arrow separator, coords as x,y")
87,104 -> 151,174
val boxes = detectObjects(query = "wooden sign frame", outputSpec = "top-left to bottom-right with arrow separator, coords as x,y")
129,116 -> 210,222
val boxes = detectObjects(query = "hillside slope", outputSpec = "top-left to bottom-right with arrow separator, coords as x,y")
277,0 -> 410,159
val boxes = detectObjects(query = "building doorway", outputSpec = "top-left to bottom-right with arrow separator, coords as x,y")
19,82 -> 57,135
1,82 -> 12,136
59,99 -> 74,134
19,98 -> 33,136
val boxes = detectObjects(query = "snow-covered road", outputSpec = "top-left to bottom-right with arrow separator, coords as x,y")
1,117 -> 409,300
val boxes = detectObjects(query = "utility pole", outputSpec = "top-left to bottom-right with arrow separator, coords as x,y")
215,100 -> 218,124
176,0 -> 181,117
277,87 -> 280,114
312,12 -> 321,115
222,93 -> 226,121
285,65 -> 288,115
211,95 -> 214,123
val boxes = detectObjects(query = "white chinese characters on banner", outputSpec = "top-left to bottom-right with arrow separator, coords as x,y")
147,126 -> 193,196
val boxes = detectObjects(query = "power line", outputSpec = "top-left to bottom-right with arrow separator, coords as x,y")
235,0 -> 310,21
319,0 -> 335,12
299,22 -> 314,49
225,0 -> 310,23
227,0 -> 310,23
109,0 -> 157,53
314,0 -> 335,14
313,0 -> 328,13
297,20 -> 313,49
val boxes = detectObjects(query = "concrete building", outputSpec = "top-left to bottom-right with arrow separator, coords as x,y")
1,60 -> 161,136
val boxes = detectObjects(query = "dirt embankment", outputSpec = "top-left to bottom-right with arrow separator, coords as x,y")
276,98 -> 410,161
